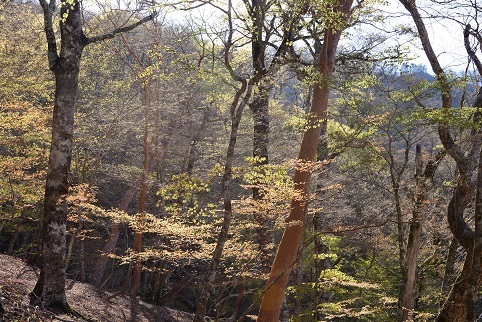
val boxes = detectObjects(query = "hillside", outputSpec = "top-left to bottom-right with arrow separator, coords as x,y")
0,254 -> 193,322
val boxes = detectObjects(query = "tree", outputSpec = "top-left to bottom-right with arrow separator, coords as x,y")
401,144 -> 444,321
193,1 -> 254,319
30,0 -> 157,311
400,0 -> 482,320
257,0 -> 354,320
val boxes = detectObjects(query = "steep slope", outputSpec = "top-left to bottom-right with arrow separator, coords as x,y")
0,254 -> 192,321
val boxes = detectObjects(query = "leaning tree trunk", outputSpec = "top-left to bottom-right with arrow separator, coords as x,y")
130,81 -> 151,297
257,1 -> 353,319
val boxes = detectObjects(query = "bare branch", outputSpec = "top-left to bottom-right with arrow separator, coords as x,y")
86,12 -> 158,45
464,24 -> 482,77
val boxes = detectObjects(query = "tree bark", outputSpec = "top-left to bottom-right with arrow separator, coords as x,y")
31,0 -> 84,310
401,146 -> 443,321
130,83 -> 151,297
465,146 -> 482,321
31,0 -> 155,309
441,237 -> 458,298
399,1 -> 482,320
436,26 -> 482,322
193,81 -> 253,322
257,1 -> 353,319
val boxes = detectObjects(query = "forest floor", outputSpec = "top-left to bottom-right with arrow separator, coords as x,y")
0,254 -> 193,322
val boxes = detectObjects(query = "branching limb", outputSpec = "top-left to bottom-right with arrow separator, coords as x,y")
86,12 -> 158,45
39,0 -> 59,70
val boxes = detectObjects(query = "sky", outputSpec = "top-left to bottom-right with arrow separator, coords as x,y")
382,0 -> 469,72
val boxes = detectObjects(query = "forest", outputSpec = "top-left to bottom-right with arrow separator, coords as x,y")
1,0 -> 482,321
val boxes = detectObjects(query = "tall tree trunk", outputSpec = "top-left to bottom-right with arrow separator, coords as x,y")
93,92 -> 177,287
401,145 -> 443,321
436,27 -> 482,322
130,84 -> 151,297
193,81 -> 253,322
30,0 -> 155,310
257,2 -> 353,319
31,0 -> 84,310
250,89 -> 273,272
400,2 -> 482,320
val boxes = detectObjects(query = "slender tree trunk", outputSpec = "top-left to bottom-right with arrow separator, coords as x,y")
93,94 -> 178,287
228,277 -> 246,322
401,146 -> 443,321
193,81 -> 252,322
250,90 -> 273,272
130,84 -> 151,297
257,3 -> 353,318
92,181 -> 139,286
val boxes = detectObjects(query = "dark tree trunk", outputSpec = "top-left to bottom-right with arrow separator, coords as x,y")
250,90 -> 273,271
31,0 -> 84,310
31,0 -> 155,309
249,0 -> 273,270
466,146 -> 482,321
441,237 -> 458,298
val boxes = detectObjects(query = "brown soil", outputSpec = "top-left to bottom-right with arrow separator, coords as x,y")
0,254 -> 193,322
